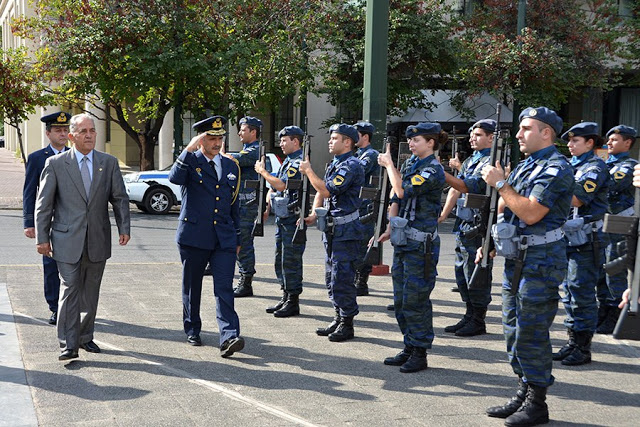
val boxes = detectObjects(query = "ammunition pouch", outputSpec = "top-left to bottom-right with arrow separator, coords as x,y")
562,217 -> 590,247
491,222 -> 520,260
271,194 -> 292,218
456,198 -> 475,222
315,207 -> 331,233
389,216 -> 409,246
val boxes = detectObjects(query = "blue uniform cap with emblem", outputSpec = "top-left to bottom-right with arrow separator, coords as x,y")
40,112 -> 71,127
329,123 -> 359,144
472,119 -> 496,133
519,107 -> 563,135
192,115 -> 227,136
606,125 -> 637,139
239,116 -> 263,128
278,125 -> 304,139
561,122 -> 600,141
354,121 -> 375,135
406,122 -> 441,138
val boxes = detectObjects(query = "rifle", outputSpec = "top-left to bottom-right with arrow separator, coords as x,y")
603,187 -> 640,340
360,140 -> 391,265
245,128 -> 266,237
288,119 -> 312,245
464,104 -> 506,291
451,126 -> 459,179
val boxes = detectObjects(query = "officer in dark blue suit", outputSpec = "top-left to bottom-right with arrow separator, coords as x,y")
23,111 -> 71,325
169,115 -> 245,358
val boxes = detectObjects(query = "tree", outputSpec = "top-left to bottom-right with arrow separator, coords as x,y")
0,47 -> 52,164
13,0 -> 322,170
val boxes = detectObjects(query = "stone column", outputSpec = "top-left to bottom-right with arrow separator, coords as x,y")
158,109 -> 174,169
84,97 -> 106,152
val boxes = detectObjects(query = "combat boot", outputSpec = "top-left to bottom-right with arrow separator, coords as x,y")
328,316 -> 355,342
233,274 -> 253,297
274,294 -> 300,318
596,304 -> 609,329
399,347 -> 427,373
316,309 -> 341,336
552,328 -> 576,361
445,303 -> 473,333
266,288 -> 287,313
455,306 -> 487,337
383,345 -> 413,366
596,306 -> 620,335
561,330 -> 592,366
486,377 -> 528,418
355,272 -> 369,296
504,384 -> 549,427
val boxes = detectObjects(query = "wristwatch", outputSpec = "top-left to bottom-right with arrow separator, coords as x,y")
495,180 -> 506,191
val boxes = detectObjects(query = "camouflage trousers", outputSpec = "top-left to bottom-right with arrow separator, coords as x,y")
391,237 -> 440,349
597,233 -> 628,306
324,238 -> 360,318
562,233 -> 607,332
274,217 -> 305,295
502,247 -> 563,387
454,233 -> 492,308
236,203 -> 257,276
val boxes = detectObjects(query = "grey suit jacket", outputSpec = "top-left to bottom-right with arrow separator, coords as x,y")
35,149 -> 130,264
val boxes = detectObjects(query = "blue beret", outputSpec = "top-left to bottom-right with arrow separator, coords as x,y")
354,121 -> 375,134
278,126 -> 304,139
606,125 -> 637,139
406,122 -> 441,139
519,107 -> 563,135
193,115 -> 227,136
329,123 -> 359,144
239,116 -> 263,129
41,112 -> 71,127
472,119 -> 497,133
561,122 -> 599,141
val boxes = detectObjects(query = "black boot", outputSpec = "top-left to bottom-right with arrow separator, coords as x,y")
266,289 -> 287,313
316,309 -> 341,336
274,294 -> 300,318
355,272 -> 369,296
561,330 -> 592,366
445,303 -> 473,333
399,347 -> 427,373
328,316 -> 355,342
386,303 -> 395,311
383,345 -> 413,366
233,274 -> 254,297
596,303 -> 609,328
486,377 -> 528,418
552,328 -> 576,361
455,306 -> 487,337
504,384 -> 549,427
596,306 -> 620,335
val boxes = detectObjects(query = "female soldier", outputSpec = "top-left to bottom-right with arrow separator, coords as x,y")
377,122 -> 446,373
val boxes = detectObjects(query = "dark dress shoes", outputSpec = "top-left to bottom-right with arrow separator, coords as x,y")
220,336 -> 244,358
80,341 -> 101,353
187,335 -> 202,346
58,349 -> 79,361
48,311 -> 57,325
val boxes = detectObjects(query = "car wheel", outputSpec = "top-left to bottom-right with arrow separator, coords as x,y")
135,202 -> 148,213
144,188 -> 173,214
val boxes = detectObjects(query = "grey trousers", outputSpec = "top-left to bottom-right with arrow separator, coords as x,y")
56,250 -> 106,351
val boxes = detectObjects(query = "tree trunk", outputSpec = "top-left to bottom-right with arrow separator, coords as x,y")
12,120 -> 27,166
138,133 -> 156,171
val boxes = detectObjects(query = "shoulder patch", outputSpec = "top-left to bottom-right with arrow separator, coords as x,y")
614,170 -> 626,180
287,167 -> 298,178
420,171 -> 432,179
545,167 -> 559,177
583,180 -> 597,193
333,175 -> 345,186
411,175 -> 426,186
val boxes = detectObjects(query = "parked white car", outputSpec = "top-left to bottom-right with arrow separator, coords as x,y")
124,153 -> 282,214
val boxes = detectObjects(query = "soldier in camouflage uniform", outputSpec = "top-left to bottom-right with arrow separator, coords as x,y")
377,122 -> 446,373
232,116 -> 262,298
481,107 -> 573,427
300,124 -> 364,342
597,125 -> 638,333
353,121 -> 380,296
439,119 -> 495,337
553,122 -> 610,366
255,126 -> 306,317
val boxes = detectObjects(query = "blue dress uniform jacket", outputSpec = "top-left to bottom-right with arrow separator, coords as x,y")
501,145 -> 574,387
169,149 -> 242,345
23,145 -> 67,313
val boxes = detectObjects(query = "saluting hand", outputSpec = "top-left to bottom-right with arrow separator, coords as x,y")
377,143 -> 393,168
185,134 -> 204,153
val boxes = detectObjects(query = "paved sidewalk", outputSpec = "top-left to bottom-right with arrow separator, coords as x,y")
0,148 -> 25,209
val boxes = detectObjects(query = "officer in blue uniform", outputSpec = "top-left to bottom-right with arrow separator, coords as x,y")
377,122 -> 446,373
481,107 -> 574,427
439,119 -> 495,337
23,111 -> 71,325
169,115 -> 244,358
255,126 -> 306,317
300,124 -> 364,342
353,121 -> 380,296
232,116 -> 262,298
598,125 -> 638,333
553,122 -> 609,366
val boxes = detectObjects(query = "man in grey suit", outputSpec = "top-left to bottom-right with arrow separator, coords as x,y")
35,113 -> 130,361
